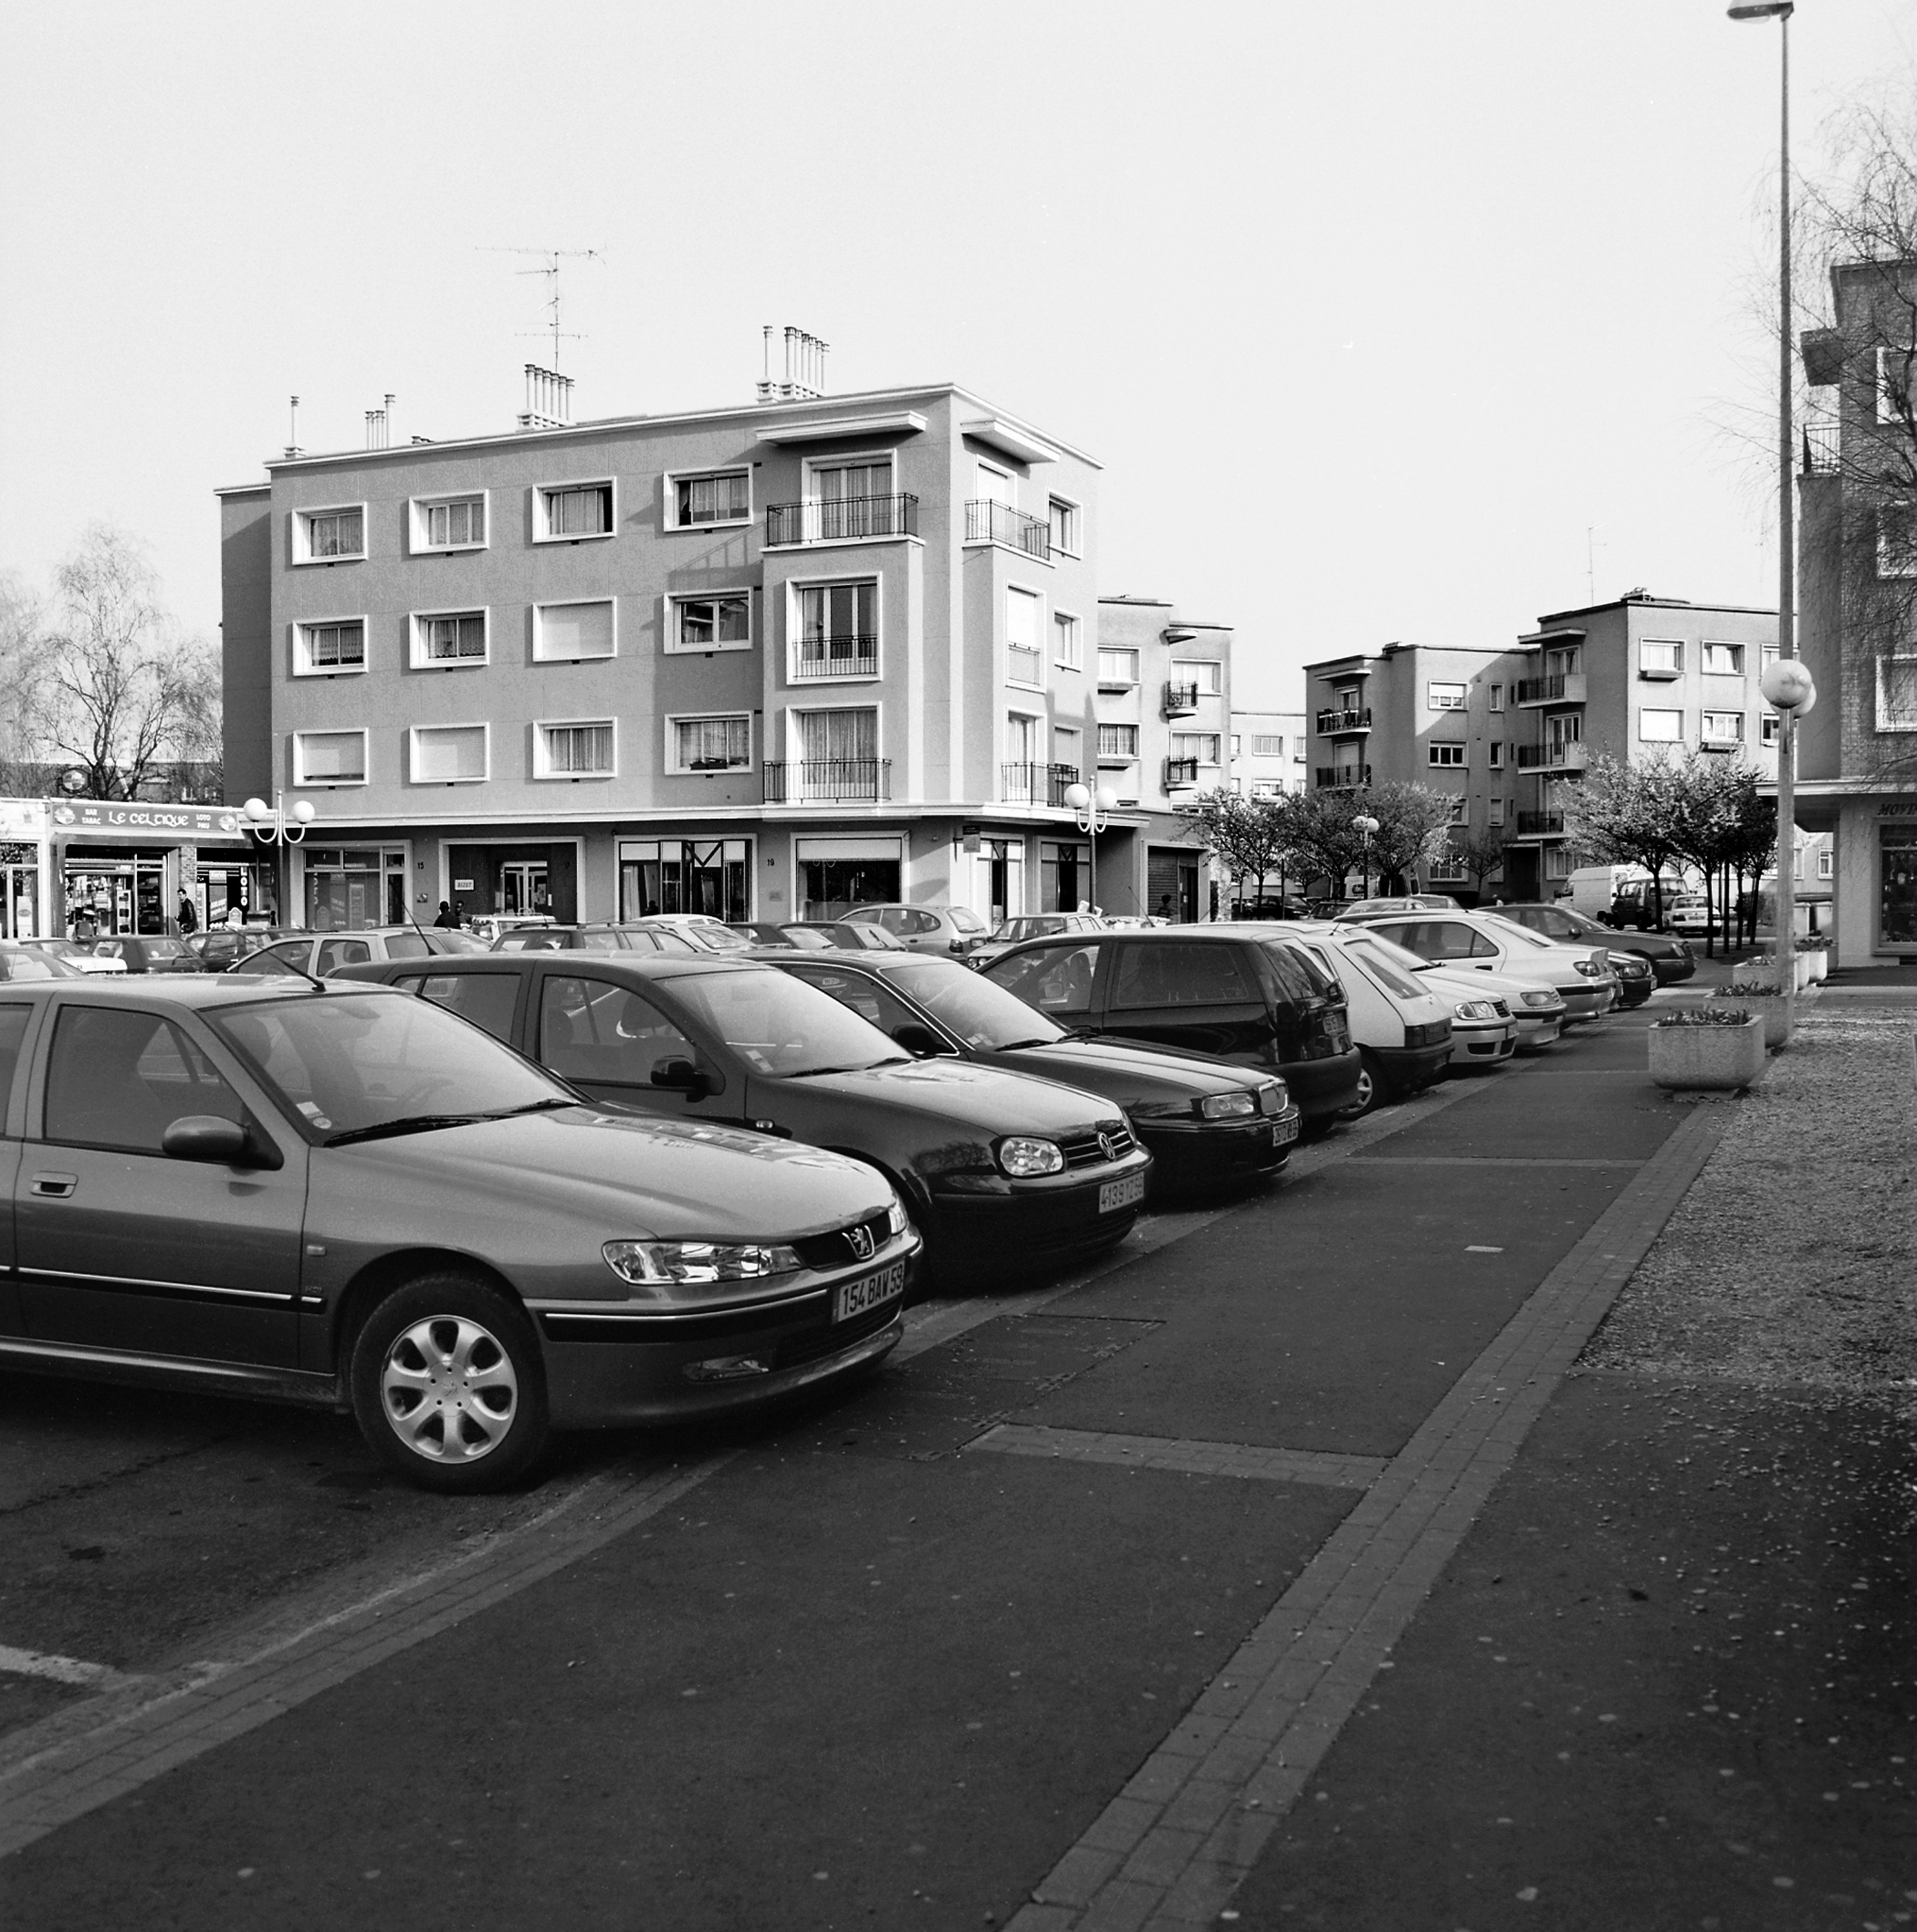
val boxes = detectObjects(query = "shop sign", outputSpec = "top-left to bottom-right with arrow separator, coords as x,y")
1876,801 -> 1917,817
49,800 -> 246,840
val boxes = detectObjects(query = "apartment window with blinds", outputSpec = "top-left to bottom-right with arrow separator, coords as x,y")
1639,709 -> 1684,743
797,708 -> 877,761
672,470 -> 750,529
794,582 -> 876,676
1097,649 -> 1138,687
413,495 -> 485,551
1098,724 -> 1139,761
1701,712 -> 1744,744
1008,587 -> 1044,686
1428,681 -> 1467,712
672,593 -> 752,654
1054,611 -> 1081,668
294,730 -> 367,786
296,505 -> 365,562
1174,661 -> 1222,695
1428,741 -> 1466,766
537,480 -> 614,540
1252,734 -> 1284,755
535,600 -> 616,661
537,720 -> 616,778
1048,497 -> 1081,556
1053,725 -> 1082,776
414,611 -> 487,667
297,620 -> 365,675
673,715 -> 753,773
1172,733 -> 1221,766
410,725 -> 488,784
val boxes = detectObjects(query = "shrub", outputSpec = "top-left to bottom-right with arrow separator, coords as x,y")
1715,979 -> 1780,998
1655,1006 -> 1753,1027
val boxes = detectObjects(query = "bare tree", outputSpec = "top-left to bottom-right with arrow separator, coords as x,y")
1559,752 -> 1688,925
1446,827 -> 1509,902
1362,782 -> 1460,892
0,571 -> 48,795
1181,790 -> 1294,912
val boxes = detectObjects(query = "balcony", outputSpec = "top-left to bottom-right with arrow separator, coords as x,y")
763,759 -> 891,804
765,494 -> 918,546
1802,420 -> 1840,475
1165,757 -> 1201,790
1315,706 -> 1371,734
964,499 -> 1051,560
1002,761 -> 1078,807
1163,681 -> 1199,717
791,634 -> 878,680
1514,742 -> 1590,772
1315,765 -> 1371,790
1516,674 -> 1587,706
1514,811 -> 1565,836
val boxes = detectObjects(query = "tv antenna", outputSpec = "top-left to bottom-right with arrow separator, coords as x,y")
478,247 -> 602,372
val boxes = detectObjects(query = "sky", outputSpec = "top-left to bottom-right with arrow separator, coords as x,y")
2,0 -> 1914,712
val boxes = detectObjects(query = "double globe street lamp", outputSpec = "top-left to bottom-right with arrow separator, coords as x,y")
1062,782 -> 1118,914
242,791 -> 314,931
1353,814 -> 1381,901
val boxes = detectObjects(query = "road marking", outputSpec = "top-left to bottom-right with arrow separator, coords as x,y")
1005,1102 -> 1727,1931
1349,1156 -> 1643,1168
968,1425 -> 1388,1492
0,1649 -> 126,1691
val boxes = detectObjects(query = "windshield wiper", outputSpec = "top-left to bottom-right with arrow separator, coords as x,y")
1002,1036 -> 1063,1050
324,1113 -> 487,1148
486,1097 -> 578,1118
785,1057 -> 910,1077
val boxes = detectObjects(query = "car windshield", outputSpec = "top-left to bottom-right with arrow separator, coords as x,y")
0,949 -> 70,980
433,931 -> 489,952
949,907 -> 987,934
1348,929 -> 1444,978
672,924 -> 754,952
887,958 -> 1069,1049
1476,914 -> 1556,951
665,967 -> 908,1076
777,927 -> 836,949
993,916 -> 1066,943
1334,936 -> 1427,1001
209,990 -> 569,1142
1256,939 -> 1340,1002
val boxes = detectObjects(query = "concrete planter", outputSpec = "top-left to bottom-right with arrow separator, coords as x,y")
1711,990 -> 1788,1048
1650,1014 -> 1766,1090
1801,949 -> 1829,984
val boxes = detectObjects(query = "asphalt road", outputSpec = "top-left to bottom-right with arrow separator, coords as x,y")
3,1003 -> 1898,1930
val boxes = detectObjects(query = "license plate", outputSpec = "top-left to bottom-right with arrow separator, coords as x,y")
1272,1116 -> 1299,1147
832,1258 -> 906,1323
1099,1170 -> 1146,1214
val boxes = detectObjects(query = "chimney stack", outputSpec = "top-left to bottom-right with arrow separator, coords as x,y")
519,363 -> 575,430
756,325 -> 828,402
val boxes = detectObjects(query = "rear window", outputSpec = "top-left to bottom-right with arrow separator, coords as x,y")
1255,940 -> 1339,1003
1335,937 -> 1426,1002
1111,942 -> 1255,1009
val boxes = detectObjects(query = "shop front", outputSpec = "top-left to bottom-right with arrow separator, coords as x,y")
618,838 -> 750,922
44,799 -> 256,939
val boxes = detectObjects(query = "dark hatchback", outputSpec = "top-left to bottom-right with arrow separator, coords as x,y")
980,929 -> 1361,1132
768,951 -> 1301,1193
340,952 -> 1154,1272
1496,902 -> 1695,985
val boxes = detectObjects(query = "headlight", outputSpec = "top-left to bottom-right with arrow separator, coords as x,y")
886,1195 -> 910,1238
1574,959 -> 1605,978
1199,1091 -> 1258,1121
603,1239 -> 802,1286
1454,999 -> 1500,1022
997,1136 -> 1065,1178
1520,989 -> 1559,1009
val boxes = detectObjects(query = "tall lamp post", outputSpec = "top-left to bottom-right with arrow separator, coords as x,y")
1062,782 -> 1117,913
243,791 -> 314,926
1353,814 -> 1380,901
1730,0 -> 1800,1030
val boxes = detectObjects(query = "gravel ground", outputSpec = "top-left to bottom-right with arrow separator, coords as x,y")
1585,1005 -> 1917,1414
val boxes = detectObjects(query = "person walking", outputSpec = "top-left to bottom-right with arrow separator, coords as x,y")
432,900 -> 459,929
176,893 -> 198,934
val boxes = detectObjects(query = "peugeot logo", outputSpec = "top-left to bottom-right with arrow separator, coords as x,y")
847,1224 -> 876,1260
1098,1132 -> 1116,1162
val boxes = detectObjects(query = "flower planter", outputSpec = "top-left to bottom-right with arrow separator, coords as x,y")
1806,949 -> 1829,983
1711,990 -> 1788,1048
1649,1014 -> 1766,1090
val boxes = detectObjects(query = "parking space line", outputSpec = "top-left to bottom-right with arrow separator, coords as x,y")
1346,1156 -> 1643,1168
1004,1102 -> 1727,1931
0,1648 -> 127,1692
968,1425 -> 1388,1491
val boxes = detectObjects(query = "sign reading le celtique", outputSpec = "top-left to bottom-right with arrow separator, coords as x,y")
50,800 -> 245,838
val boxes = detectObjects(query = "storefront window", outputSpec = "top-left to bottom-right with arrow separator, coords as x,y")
0,844 -> 38,938
618,840 -> 750,922
1880,823 -> 1917,947
65,853 -> 167,937
1041,840 -> 1088,913
303,847 -> 408,931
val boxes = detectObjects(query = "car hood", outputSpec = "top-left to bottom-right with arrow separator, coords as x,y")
769,1056 -> 1123,1135
987,1037 -> 1263,1103
1415,963 -> 1561,1011
321,1107 -> 892,1240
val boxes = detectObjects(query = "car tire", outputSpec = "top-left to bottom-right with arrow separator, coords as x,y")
349,1274 -> 550,1493
1341,1048 -> 1390,1119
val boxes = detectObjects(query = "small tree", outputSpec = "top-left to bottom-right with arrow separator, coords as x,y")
1181,790 -> 1293,913
1362,782 -> 1462,892
1275,790 -> 1368,899
1447,828 -> 1509,902
1559,753 -> 1687,925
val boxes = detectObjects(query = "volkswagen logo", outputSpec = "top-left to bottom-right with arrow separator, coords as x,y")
846,1224 -> 876,1260
1098,1132 -> 1116,1163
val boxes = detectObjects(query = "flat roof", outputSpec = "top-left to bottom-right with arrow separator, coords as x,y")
1534,593 -> 1777,625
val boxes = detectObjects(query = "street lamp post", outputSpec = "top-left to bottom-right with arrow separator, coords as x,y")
242,791 -> 314,927
1353,814 -> 1380,901
1761,659 -> 1815,1037
1062,782 -> 1118,914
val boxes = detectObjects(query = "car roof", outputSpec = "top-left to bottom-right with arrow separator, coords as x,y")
363,951 -> 770,984
0,974 -> 410,1009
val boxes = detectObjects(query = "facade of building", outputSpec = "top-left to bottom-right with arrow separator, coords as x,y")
219,381 -> 1207,931
1228,710 -> 1308,797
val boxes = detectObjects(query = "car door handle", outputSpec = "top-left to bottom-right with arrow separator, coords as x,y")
30,1173 -> 77,1198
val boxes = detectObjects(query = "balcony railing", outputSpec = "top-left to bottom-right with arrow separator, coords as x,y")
1515,811 -> 1565,835
1516,674 -> 1587,706
1002,761 -> 1079,807
1314,765 -> 1371,790
765,495 -> 919,546
1165,757 -> 1200,789
1315,706 -> 1371,734
1802,420 -> 1840,475
1163,682 -> 1199,716
1008,645 -> 1045,686
792,634 -> 878,679
964,498 -> 1051,559
1514,742 -> 1589,771
763,758 -> 891,803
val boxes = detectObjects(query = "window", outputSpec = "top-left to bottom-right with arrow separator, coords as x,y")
413,609 -> 487,667
410,724 -> 489,784
536,480 -> 615,541
1098,724 -> 1139,761
1112,942 -> 1254,1009
1008,586 -> 1044,685
412,493 -> 486,552
1252,734 -> 1284,756
793,581 -> 875,675
1048,497 -> 1081,556
672,715 -> 752,772
1054,611 -> 1081,668
1053,724 -> 1082,775
1428,741 -> 1466,766
1487,741 -> 1503,770
796,708 -> 879,768
1817,846 -> 1835,880
1446,795 -> 1468,822
293,729 -> 367,786
671,469 -> 750,529
1879,345 -> 1912,424
535,600 -> 616,662
296,620 -> 365,676
1639,708 -> 1684,743
540,978 -> 699,1092
1429,847 -> 1466,882
1702,641 -> 1746,675
991,939 -> 1102,1015
666,592 -> 752,656
1096,649 -> 1138,687
1171,732 -> 1221,766
1488,798 -> 1505,827
409,972 -> 520,1043
1640,639 -> 1684,677
1878,503 -> 1917,578
1230,735 -> 1241,758
535,720 -> 616,778
1488,684 -> 1503,712
1545,646 -> 1580,678
1006,712 -> 1040,768
294,504 -> 365,564
1174,660 -> 1222,695
1760,712 -> 1781,746
1877,653 -> 1917,730
1251,780 -> 1281,798
1701,712 -> 1745,744
44,1008 -> 246,1155
1428,682 -> 1467,712
810,457 -> 893,522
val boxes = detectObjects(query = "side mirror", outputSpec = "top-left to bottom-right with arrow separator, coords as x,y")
162,1115 -> 260,1166
650,1057 -> 706,1095
892,1022 -> 954,1059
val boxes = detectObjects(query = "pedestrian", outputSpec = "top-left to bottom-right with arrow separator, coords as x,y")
176,892 -> 197,934
432,900 -> 459,929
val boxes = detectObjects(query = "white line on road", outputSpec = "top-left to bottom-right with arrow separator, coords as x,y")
0,1648 -> 125,1690
968,1425 -> 1389,1491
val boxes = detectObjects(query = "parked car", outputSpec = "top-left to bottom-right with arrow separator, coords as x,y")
794,921 -> 908,952
231,927 -> 489,978
727,922 -> 834,950
0,976 -> 918,1492
90,934 -> 206,974
1493,902 -> 1695,985
1664,895 -> 1716,938
1604,876 -> 1690,932
0,943 -> 84,981
182,929 -> 296,972
1344,927 -> 1568,1052
338,952 -> 1154,1271
767,949 -> 1299,1191
1340,910 -> 1618,1022
466,914 -> 557,944
979,927 -> 1362,1133
626,916 -> 756,953
967,912 -> 1109,971
492,923 -> 703,955
15,936 -> 128,976
843,903 -> 993,957
1340,895 -> 1462,916
1608,949 -> 1656,1007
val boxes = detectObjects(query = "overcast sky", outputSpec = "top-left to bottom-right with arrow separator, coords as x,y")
2,0 -> 1913,710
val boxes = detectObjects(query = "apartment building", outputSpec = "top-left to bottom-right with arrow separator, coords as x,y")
218,374 -> 1124,930
1228,711 -> 1308,797
1092,598 -> 1234,920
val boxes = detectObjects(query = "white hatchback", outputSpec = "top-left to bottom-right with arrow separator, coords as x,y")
1344,909 -> 1618,1022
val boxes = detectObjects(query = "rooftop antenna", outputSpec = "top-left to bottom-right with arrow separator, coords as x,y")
478,246 -> 602,372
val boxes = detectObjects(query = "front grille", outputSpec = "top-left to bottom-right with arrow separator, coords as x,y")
791,1211 -> 892,1271
1491,999 -> 1511,1018
776,1300 -> 901,1369
1057,1121 -> 1138,1170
